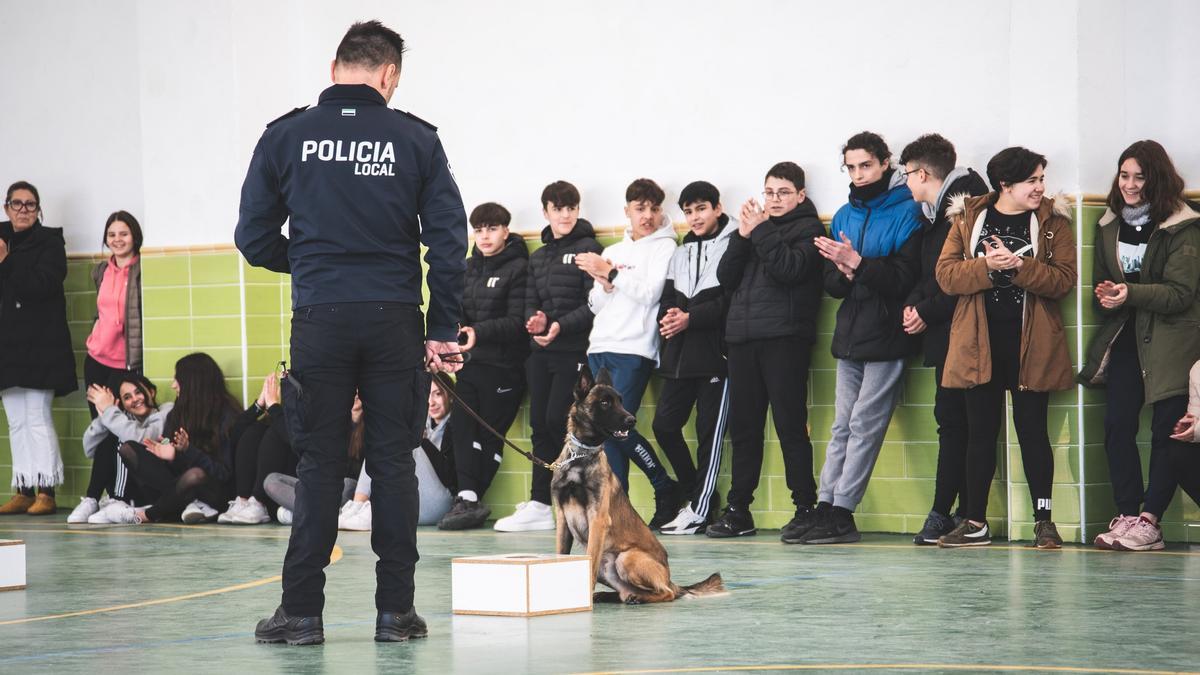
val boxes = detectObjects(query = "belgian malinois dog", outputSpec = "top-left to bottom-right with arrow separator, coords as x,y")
550,368 -> 726,604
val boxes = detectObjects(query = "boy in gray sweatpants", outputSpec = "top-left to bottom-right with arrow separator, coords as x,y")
800,131 -> 923,544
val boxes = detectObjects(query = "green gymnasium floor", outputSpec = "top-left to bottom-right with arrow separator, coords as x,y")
1,516 -> 1198,674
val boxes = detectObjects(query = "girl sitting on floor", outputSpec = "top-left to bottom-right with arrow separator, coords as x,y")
69,373 -> 172,523
95,352 -> 252,524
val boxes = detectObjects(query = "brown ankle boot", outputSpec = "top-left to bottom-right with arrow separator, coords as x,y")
0,494 -> 35,514
26,493 -> 57,515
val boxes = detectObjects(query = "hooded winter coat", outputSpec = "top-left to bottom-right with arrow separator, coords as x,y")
825,176 -> 925,361
524,218 -> 604,354
587,217 -> 678,362
462,232 -> 530,367
904,168 -> 990,366
0,221 -> 78,396
1078,201 -> 1200,403
657,215 -> 735,378
936,193 -> 1077,391
717,198 -> 826,344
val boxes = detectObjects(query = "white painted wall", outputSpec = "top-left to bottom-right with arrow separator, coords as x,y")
1,0 -> 1195,252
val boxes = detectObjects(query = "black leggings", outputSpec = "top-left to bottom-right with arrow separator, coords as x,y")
118,442 -> 223,522
963,320 -> 1054,523
235,421 -> 295,506
85,435 -> 140,503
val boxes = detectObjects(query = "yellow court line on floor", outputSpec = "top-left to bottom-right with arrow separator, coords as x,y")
0,533 -> 342,627
0,526 -> 292,540
571,663 -> 1198,675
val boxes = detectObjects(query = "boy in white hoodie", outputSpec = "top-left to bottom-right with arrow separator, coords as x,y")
575,178 -> 681,526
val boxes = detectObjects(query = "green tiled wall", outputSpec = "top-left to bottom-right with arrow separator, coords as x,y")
6,203 -> 1200,542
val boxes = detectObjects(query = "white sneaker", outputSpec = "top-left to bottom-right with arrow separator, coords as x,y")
493,501 -> 554,532
182,500 -> 218,524
96,500 -> 138,524
67,497 -> 99,524
659,504 -> 707,535
232,496 -> 271,525
88,498 -> 130,524
218,497 -> 248,524
277,507 -> 293,525
339,501 -> 372,531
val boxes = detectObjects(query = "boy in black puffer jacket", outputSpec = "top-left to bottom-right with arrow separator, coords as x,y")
493,181 -> 602,533
439,203 -> 530,530
709,162 -> 826,540
898,134 -> 989,545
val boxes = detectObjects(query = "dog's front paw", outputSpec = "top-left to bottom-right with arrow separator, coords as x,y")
622,594 -> 644,606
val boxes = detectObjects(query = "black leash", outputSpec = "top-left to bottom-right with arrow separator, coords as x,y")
431,370 -> 562,472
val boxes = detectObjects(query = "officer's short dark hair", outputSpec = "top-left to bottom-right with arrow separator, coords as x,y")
541,181 -> 580,209
625,178 -> 665,206
678,181 -> 720,210
765,162 -> 805,191
986,147 -> 1047,189
104,210 -> 144,254
899,134 -> 957,181
335,20 -> 406,70
469,202 -> 511,229
842,131 -> 892,164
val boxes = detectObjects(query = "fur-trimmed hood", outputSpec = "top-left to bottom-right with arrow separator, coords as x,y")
946,191 -> 1073,222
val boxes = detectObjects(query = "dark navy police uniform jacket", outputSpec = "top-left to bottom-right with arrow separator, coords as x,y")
235,84 -> 467,341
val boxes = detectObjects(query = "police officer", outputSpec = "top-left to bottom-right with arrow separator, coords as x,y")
236,20 -> 466,645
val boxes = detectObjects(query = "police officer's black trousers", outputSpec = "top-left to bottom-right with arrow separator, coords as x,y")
281,303 -> 428,617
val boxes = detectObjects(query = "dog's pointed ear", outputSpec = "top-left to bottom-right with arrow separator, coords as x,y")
595,368 -> 613,387
574,365 -> 595,402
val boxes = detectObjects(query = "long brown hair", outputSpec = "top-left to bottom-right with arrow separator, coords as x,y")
166,353 -> 239,455
1106,140 -> 1186,224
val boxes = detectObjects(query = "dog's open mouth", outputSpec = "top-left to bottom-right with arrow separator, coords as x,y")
612,429 -> 629,440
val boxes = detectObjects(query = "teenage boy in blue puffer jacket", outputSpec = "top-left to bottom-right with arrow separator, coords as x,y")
800,131 -> 923,545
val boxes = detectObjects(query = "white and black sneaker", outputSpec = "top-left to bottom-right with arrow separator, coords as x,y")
705,507 -> 756,538
937,520 -> 991,547
659,504 -> 707,535
182,500 -> 218,524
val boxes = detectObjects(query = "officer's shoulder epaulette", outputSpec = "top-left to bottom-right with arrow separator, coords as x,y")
265,105 -> 310,128
393,109 -> 438,132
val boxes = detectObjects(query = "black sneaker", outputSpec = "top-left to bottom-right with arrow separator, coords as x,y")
1033,520 -> 1063,550
375,607 -> 429,642
255,606 -> 324,645
799,508 -> 861,545
913,510 -> 956,546
648,482 -> 685,530
437,497 -> 491,530
938,520 -> 991,547
780,506 -> 822,544
704,507 -> 757,538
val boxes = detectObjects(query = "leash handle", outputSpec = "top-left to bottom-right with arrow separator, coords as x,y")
432,371 -> 559,471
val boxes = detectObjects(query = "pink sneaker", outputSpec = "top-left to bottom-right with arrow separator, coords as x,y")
1111,516 -> 1165,551
1094,514 -> 1139,550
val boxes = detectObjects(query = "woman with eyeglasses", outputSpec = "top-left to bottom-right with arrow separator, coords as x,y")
935,147 -> 1076,549
1080,140 -> 1200,551
0,181 -> 78,516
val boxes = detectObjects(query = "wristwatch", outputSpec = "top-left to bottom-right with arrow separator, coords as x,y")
607,268 -> 619,283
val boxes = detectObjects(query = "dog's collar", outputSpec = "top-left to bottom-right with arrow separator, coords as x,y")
567,433 -> 605,452
556,433 -> 605,471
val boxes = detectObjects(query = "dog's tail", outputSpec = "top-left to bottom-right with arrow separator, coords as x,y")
675,572 -> 727,599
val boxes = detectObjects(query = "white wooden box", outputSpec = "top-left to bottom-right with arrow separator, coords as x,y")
0,540 -> 26,591
451,554 -> 591,616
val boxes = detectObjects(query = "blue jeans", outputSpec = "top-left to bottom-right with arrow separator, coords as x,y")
587,352 -> 674,493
